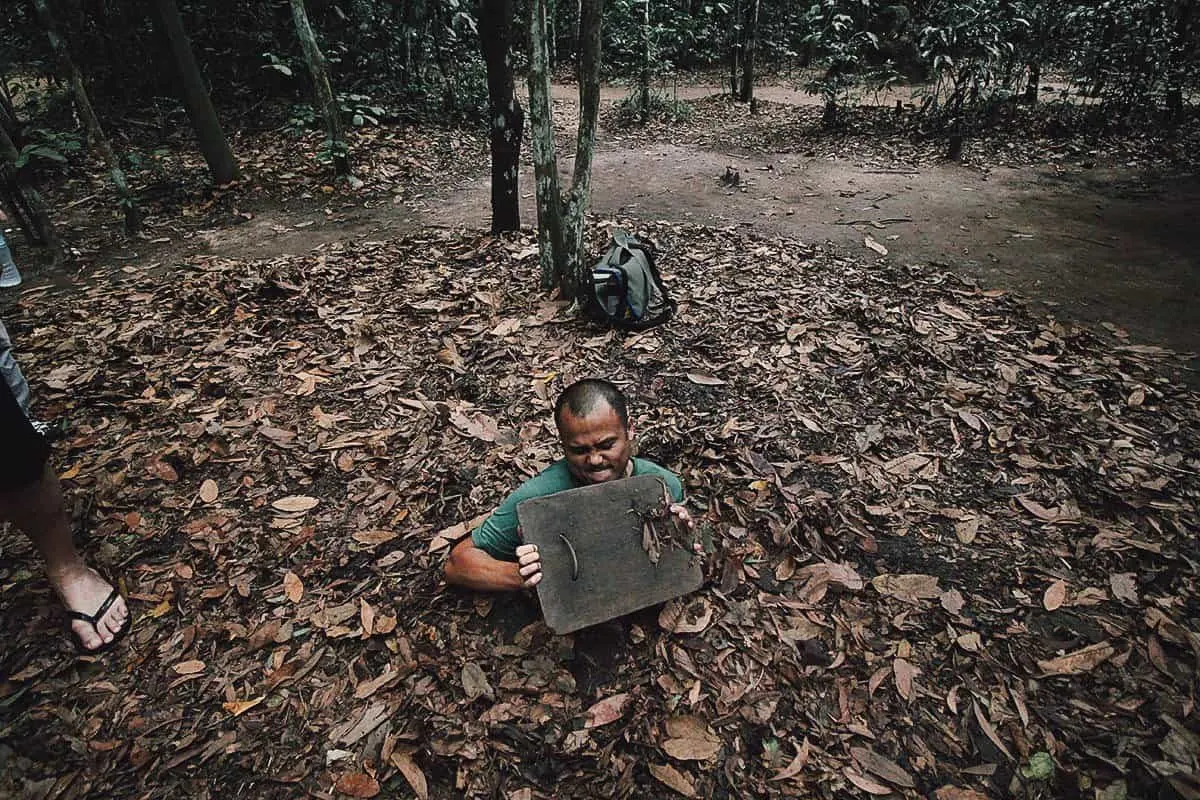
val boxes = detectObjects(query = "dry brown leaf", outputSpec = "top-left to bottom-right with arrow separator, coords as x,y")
248,619 -> 282,650
956,632 -> 982,652
390,750 -> 428,800
864,235 -> 888,256
1110,573 -> 1139,604
940,589 -> 966,615
844,766 -> 893,795
659,597 -> 713,634
662,716 -> 721,761
793,562 -> 864,603
851,746 -> 915,788
662,736 -> 721,761
461,662 -> 493,700
774,556 -> 797,582
272,495 -> 319,513
769,738 -> 810,782
957,409 -> 983,431
971,700 -> 1014,760
1015,495 -> 1077,523
150,460 -> 179,482
173,659 -> 205,675
954,517 -> 980,544
449,409 -> 500,442
352,529 -> 399,546
894,657 -> 919,701
334,772 -> 380,798
648,763 -> 698,797
1037,641 -> 1115,676
222,696 -> 265,717
283,571 -> 303,603
360,598 -> 376,636
1043,579 -> 1068,611
198,479 -> 218,503
428,511 -> 491,553
686,373 -> 726,386
872,573 -> 940,603
355,666 -> 399,700
935,787 -> 990,800
883,452 -> 931,476
584,693 -> 630,728
1071,586 -> 1108,607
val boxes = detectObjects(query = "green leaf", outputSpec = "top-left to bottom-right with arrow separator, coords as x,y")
1020,752 -> 1055,781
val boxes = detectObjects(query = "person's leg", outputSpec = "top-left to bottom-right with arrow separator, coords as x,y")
0,229 -> 22,289
0,463 -> 129,651
0,330 -> 127,651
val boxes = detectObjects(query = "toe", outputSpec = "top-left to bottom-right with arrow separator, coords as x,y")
72,620 -> 104,651
101,598 -> 129,638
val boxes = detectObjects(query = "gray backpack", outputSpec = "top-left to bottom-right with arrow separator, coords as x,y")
588,229 -> 675,329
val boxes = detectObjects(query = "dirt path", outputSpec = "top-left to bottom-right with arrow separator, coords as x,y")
194,83 -> 1199,370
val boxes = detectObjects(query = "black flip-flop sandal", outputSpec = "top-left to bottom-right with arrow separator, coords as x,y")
67,587 -> 131,655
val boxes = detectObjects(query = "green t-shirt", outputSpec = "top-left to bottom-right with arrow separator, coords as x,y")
471,458 -> 685,561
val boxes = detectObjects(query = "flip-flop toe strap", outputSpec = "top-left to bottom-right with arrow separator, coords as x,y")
67,587 -> 119,626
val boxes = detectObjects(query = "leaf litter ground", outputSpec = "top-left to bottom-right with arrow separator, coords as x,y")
0,218 -> 1198,800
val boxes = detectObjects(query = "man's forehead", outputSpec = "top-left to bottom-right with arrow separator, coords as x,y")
557,404 -> 626,435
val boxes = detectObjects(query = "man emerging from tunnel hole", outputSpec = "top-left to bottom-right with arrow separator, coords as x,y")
444,378 -> 698,591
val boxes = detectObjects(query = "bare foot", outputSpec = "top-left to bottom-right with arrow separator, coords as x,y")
47,564 -> 130,651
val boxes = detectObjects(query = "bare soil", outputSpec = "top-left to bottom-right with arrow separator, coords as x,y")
177,82 -> 1197,374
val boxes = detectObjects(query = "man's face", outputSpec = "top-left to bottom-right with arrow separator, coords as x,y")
558,403 -> 634,486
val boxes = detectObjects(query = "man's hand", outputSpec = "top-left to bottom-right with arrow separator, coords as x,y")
515,543 -> 542,588
669,503 -> 704,555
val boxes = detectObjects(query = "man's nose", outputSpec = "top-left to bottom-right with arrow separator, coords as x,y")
587,452 -> 606,467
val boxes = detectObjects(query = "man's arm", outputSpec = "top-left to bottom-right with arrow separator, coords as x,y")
445,538 -> 542,591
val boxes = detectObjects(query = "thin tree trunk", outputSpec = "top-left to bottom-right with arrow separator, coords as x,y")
0,125 -> 61,261
728,0 -> 741,96
638,0 -> 652,123
32,0 -> 140,235
528,0 -> 604,299
289,0 -> 350,176
1167,0 -> 1196,121
1023,62 -> 1040,105
480,0 -> 524,233
738,0 -> 758,104
153,0 -> 239,184
529,0 -> 565,289
563,0 -> 603,298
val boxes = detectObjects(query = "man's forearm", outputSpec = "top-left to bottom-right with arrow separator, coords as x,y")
445,544 -> 526,591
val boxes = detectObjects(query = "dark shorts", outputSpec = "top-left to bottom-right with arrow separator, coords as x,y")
1,374 -> 49,492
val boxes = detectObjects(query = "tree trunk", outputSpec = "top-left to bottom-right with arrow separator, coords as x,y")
823,97 -> 837,128
1023,62 -> 1040,105
289,0 -> 350,176
728,0 -> 741,96
1167,0 -> 1196,122
638,0 -> 652,123
480,0 -> 524,233
0,125 -> 61,262
32,0 -> 140,235
738,0 -> 758,104
153,0 -> 239,184
528,0 -> 604,299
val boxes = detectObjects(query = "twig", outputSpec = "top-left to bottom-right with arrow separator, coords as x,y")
59,193 -> 99,212
834,217 -> 912,226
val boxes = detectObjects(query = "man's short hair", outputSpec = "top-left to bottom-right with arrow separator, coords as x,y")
554,379 -> 629,430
